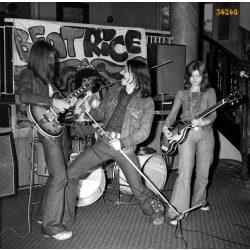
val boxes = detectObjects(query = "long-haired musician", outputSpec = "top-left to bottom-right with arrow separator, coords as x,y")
162,60 -> 217,226
62,58 -> 165,230
18,40 -> 76,240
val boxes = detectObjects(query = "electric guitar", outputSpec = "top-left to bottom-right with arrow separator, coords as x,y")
27,76 -> 98,139
161,91 -> 242,156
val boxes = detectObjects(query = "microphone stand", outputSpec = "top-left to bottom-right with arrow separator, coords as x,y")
171,203 -> 204,238
150,60 -> 173,70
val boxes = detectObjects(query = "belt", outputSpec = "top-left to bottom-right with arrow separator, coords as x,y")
99,130 -> 121,139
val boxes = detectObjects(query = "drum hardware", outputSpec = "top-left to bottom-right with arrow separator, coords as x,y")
104,162 -> 137,212
137,147 -> 156,155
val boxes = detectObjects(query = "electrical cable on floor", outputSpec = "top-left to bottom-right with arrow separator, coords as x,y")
180,227 -> 250,248
0,165 -> 34,238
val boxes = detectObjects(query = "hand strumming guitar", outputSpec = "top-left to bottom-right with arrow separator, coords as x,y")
191,118 -> 211,127
52,98 -> 70,113
52,97 -> 77,113
162,125 -> 172,139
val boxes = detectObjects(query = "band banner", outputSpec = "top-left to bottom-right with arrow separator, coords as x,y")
13,18 -> 147,93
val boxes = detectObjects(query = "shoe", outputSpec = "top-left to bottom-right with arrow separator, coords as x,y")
200,205 -> 210,211
43,231 -> 73,241
151,200 -> 165,225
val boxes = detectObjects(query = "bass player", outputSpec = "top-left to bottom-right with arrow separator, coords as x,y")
162,60 -> 217,226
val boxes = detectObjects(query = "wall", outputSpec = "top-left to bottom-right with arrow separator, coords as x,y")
31,2 -> 157,30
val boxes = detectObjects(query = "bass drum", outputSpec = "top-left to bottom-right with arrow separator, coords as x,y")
117,154 -> 167,195
77,167 -> 106,207
69,153 -> 106,207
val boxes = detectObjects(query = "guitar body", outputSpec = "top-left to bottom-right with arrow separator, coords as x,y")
27,104 -> 64,138
26,76 -> 99,139
161,120 -> 192,156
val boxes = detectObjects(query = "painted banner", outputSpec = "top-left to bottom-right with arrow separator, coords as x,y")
13,18 -> 147,94
12,18 -> 147,128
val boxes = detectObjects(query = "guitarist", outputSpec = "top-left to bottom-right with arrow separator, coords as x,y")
18,41 -> 77,240
162,61 -> 217,226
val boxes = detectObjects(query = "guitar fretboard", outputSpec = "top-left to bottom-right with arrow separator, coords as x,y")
180,99 -> 226,130
65,76 -> 98,103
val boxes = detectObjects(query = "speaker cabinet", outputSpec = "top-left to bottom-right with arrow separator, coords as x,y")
147,44 -> 186,96
0,132 -> 18,198
0,104 -> 10,127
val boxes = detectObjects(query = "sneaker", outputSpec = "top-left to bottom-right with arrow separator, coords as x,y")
200,205 -> 210,211
43,231 -> 73,241
151,200 -> 165,225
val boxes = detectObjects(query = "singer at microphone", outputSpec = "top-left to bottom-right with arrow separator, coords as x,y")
64,58 -> 166,229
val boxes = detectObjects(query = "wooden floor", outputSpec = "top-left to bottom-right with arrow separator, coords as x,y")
0,161 -> 250,249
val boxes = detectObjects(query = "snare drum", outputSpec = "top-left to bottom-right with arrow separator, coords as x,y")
117,154 -> 167,195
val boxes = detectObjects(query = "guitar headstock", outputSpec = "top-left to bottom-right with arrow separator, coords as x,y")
224,91 -> 243,105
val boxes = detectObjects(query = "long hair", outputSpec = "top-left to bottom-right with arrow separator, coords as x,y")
127,59 -> 151,98
28,40 -> 56,85
184,60 -> 210,92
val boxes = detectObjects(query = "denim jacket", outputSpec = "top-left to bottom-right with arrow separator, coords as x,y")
90,84 -> 155,150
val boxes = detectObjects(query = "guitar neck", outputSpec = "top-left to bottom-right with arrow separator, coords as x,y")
196,99 -> 225,120
180,99 -> 226,130
64,81 -> 93,103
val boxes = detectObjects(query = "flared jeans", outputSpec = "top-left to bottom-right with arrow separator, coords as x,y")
37,130 -> 69,236
168,127 -> 215,218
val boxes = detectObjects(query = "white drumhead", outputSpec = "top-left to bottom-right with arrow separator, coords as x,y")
118,154 -> 167,195
77,168 -> 105,206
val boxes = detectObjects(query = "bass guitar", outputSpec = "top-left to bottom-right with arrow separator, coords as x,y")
27,76 -> 98,139
161,91 -> 242,156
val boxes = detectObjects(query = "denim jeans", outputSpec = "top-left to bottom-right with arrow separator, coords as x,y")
37,129 -> 69,236
168,127 -> 214,218
63,138 -> 158,226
